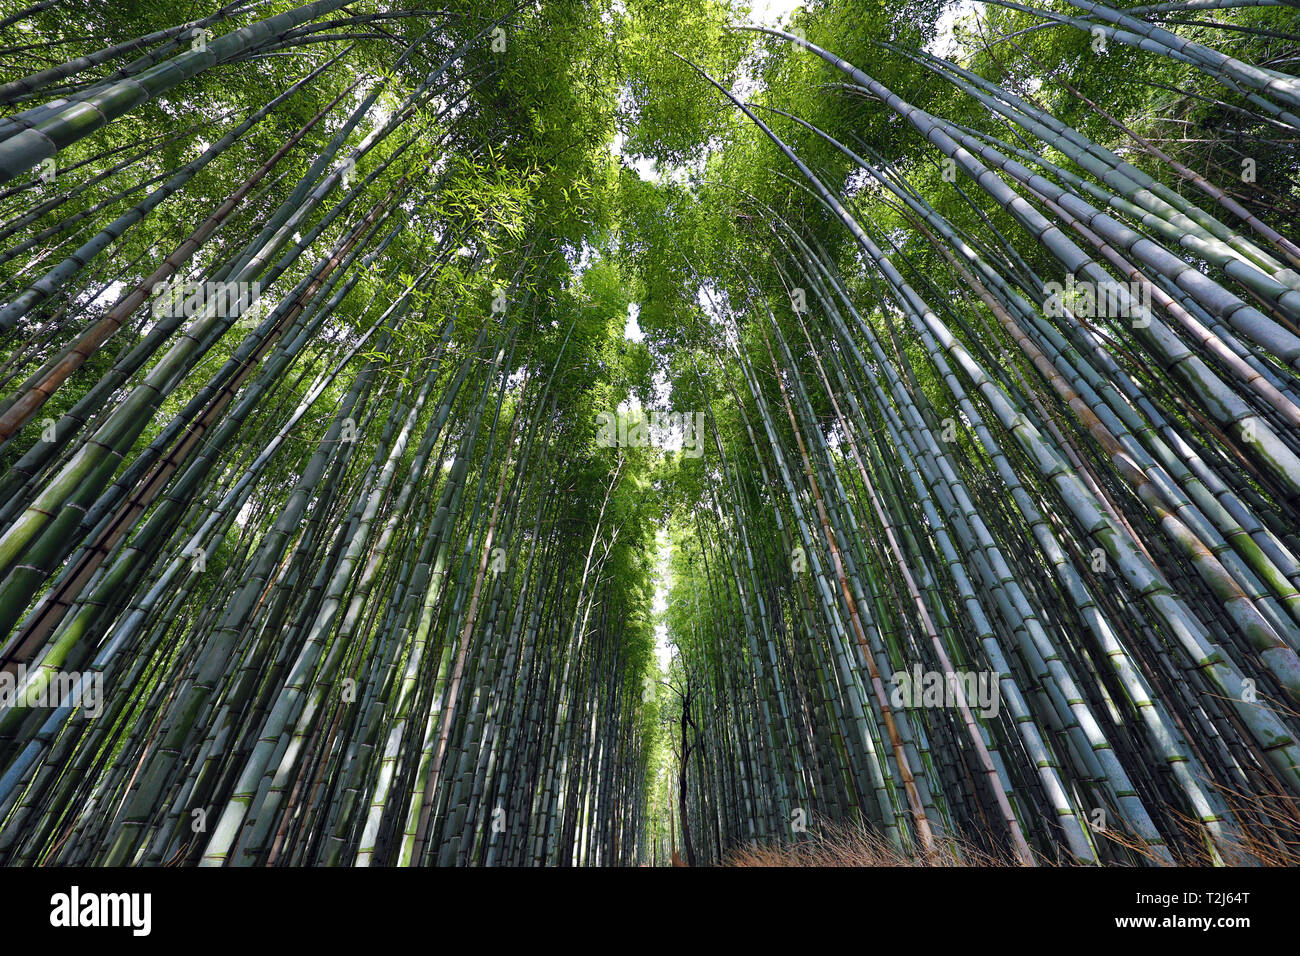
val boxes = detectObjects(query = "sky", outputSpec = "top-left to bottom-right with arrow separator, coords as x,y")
746,0 -> 804,27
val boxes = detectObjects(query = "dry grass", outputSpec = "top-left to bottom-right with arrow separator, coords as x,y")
1111,785 -> 1300,867
723,787 -> 1300,867
724,821 -> 1019,867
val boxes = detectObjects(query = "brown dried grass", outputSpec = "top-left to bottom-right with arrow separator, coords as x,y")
722,787 -> 1300,867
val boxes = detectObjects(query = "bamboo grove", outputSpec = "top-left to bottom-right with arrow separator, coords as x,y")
0,0 -> 675,866
639,0 -> 1300,865
0,0 -> 1299,868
